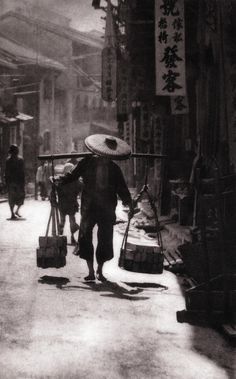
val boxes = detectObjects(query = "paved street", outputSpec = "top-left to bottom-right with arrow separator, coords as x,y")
0,199 -> 235,379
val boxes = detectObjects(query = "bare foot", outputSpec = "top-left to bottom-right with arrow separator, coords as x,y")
72,244 -> 80,255
84,274 -> 95,281
96,272 -> 107,282
71,235 -> 76,245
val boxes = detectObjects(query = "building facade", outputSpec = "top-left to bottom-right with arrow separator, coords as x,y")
96,0 -> 236,214
0,6 -> 114,186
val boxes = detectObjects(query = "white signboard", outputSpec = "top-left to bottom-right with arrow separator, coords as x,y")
171,95 -> 189,114
155,0 -> 186,96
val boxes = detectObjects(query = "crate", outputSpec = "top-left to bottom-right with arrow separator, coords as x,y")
177,275 -> 236,325
37,236 -> 67,269
119,240 -> 164,274
184,275 -> 236,322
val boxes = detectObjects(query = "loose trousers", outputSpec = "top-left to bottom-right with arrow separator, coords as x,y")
79,211 -> 114,264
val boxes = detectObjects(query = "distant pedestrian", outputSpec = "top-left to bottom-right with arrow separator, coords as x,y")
57,162 -> 81,245
36,161 -> 49,200
5,144 -> 25,220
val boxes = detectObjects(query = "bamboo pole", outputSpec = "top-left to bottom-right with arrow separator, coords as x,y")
38,152 -> 167,161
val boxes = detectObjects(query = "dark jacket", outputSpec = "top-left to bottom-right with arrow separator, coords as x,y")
60,156 -> 131,222
5,155 -> 25,187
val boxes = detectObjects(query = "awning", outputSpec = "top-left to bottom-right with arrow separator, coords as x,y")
0,111 -> 33,124
0,113 -> 16,123
0,55 -> 18,69
0,35 -> 66,71
16,112 -> 33,121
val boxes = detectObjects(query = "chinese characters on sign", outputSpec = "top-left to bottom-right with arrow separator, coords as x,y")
171,95 -> 189,114
102,0 -> 117,102
117,57 -> 130,120
102,47 -> 117,102
155,0 -> 186,96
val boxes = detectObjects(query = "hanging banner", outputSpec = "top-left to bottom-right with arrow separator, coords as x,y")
140,104 -> 152,142
123,117 -> 132,146
226,65 -> 236,169
117,56 -> 130,120
171,95 -> 189,114
155,0 -> 186,96
153,116 -> 163,153
102,47 -> 117,102
102,0 -> 117,102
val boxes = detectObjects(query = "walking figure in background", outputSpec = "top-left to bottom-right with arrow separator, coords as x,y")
56,134 -> 133,282
36,161 -> 49,200
5,144 -> 25,220
57,162 -> 81,245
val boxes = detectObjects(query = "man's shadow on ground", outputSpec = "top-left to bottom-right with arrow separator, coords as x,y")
38,275 -> 168,301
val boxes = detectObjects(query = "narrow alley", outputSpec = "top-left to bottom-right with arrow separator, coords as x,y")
0,199 -> 234,379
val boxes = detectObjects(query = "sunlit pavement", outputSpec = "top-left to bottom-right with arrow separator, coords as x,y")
0,199 -> 235,379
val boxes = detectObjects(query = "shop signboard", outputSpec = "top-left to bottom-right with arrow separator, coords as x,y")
227,65 -> 236,169
153,116 -> 163,153
123,117 -> 132,147
140,104 -> 151,142
171,95 -> 189,114
102,0 -> 117,102
102,47 -> 117,102
155,0 -> 186,96
117,56 -> 130,120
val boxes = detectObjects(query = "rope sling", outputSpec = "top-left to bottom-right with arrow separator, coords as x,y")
36,160 -> 67,268
119,160 -> 164,274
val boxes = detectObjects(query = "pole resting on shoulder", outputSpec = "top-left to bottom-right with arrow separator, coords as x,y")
38,152 -> 93,160
38,152 -> 167,161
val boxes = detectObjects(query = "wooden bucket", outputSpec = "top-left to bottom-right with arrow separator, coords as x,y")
119,239 -> 164,274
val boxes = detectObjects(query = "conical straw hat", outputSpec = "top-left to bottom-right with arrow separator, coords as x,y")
85,134 -> 131,160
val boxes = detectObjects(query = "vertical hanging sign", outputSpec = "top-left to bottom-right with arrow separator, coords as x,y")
171,95 -> 189,114
155,0 -> 186,96
117,55 -> 130,120
102,0 -> 117,102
